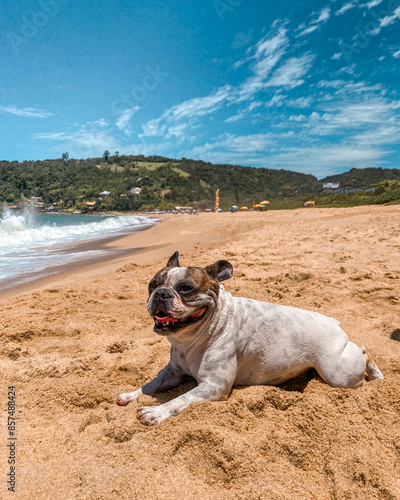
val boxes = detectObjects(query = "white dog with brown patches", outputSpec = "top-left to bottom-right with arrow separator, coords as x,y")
117,251 -> 383,425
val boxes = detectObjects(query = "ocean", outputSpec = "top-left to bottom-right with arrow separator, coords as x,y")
0,207 -> 157,291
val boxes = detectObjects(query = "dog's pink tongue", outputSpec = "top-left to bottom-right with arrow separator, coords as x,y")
154,314 -> 178,323
191,308 -> 206,319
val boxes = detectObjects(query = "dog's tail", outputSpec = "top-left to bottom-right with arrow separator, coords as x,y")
361,346 -> 384,381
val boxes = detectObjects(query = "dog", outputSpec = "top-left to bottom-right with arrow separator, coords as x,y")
117,251 -> 383,425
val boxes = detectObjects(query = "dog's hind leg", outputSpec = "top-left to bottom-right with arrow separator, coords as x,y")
361,346 -> 384,381
315,340 -> 367,388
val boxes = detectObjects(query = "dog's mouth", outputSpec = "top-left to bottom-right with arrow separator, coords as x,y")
153,307 -> 207,333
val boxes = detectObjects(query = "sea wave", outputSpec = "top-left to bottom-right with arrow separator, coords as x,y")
0,207 -> 154,250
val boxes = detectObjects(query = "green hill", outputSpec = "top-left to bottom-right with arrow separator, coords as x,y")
0,155 -> 399,211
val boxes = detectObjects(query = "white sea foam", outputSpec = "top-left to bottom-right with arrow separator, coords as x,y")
0,206 -> 153,248
0,207 -> 157,288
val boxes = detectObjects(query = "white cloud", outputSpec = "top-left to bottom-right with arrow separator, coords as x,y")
0,105 -> 53,118
235,27 -> 289,101
140,85 -> 234,137
115,107 -> 140,134
316,7 -> 331,22
264,144 -> 386,175
286,96 -> 312,108
141,117 -> 165,137
33,119 -> 120,158
335,2 -> 358,16
307,98 -> 400,138
184,137 -> 387,176
369,5 -> 400,34
190,90 -> 400,175
167,123 -> 188,138
380,6 -> 400,27
265,54 -> 315,89
224,104 -> 264,123
225,112 -> 245,123
289,114 -> 307,122
141,26 -> 291,135
365,0 -> 384,8
298,8 -> 331,36
265,93 -> 286,107
231,30 -> 253,49
219,133 -> 275,152
353,126 -> 400,145
299,25 -> 319,36
168,86 -> 234,120
32,132 -> 66,140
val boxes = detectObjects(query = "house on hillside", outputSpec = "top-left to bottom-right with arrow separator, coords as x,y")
130,187 -> 142,195
322,182 -> 340,193
321,183 -> 376,194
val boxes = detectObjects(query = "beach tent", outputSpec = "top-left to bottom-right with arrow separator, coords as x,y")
240,206 -> 248,211
260,200 -> 270,205
304,200 -> 315,207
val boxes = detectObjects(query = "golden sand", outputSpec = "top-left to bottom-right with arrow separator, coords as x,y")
1,206 -> 400,499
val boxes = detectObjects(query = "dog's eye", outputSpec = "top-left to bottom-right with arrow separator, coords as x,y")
148,283 -> 157,293
178,285 -> 194,294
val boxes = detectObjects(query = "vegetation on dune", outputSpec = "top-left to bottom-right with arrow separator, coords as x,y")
0,153 -> 399,211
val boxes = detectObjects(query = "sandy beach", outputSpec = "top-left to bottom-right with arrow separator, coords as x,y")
1,205 -> 400,499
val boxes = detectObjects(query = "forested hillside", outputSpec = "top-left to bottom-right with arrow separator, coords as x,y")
0,155 -> 320,211
0,154 -> 399,211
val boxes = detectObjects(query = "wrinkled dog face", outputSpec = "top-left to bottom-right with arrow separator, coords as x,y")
147,251 -> 233,336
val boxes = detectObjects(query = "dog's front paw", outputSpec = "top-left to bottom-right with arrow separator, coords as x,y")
116,390 -> 141,406
137,406 -> 169,426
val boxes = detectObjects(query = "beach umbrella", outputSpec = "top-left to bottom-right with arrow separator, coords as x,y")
240,206 -> 248,210
218,208 -> 222,212
260,200 -> 270,205
232,205 -> 238,209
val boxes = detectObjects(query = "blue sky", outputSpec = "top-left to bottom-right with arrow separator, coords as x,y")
1,0 -> 399,177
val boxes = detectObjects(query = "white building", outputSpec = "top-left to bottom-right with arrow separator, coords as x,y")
322,182 -> 340,189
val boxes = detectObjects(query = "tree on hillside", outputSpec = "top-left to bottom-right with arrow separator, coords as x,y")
103,150 -> 110,162
62,152 -> 69,161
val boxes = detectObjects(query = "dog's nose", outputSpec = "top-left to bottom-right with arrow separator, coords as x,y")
154,287 -> 172,301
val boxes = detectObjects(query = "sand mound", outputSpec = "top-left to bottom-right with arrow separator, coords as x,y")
1,206 -> 400,499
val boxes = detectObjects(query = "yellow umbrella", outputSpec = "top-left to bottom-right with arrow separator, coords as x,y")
240,206 -> 248,210
260,200 -> 270,205
254,204 -> 263,208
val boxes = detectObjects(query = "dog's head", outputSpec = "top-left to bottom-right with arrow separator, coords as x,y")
147,251 -> 233,336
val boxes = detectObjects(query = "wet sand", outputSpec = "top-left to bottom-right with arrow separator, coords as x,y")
1,206 -> 400,499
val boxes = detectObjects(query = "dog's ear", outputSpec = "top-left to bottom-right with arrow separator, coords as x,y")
166,251 -> 180,268
205,260 -> 233,282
